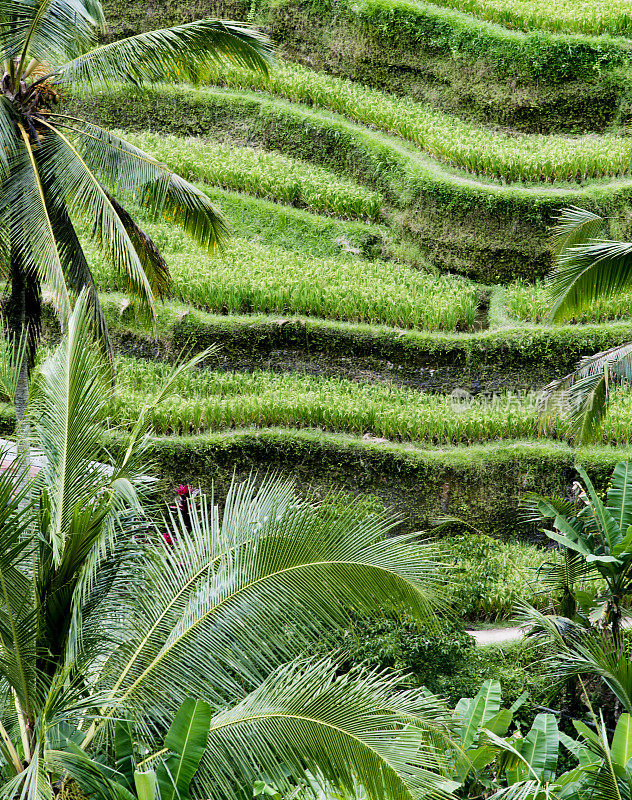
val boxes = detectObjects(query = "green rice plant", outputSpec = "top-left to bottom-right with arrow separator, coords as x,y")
411,0 -> 632,36
597,388 -> 632,445
214,61 -> 632,184
88,215 -> 477,331
108,360 -> 540,442
504,280 -> 632,323
120,130 -> 383,220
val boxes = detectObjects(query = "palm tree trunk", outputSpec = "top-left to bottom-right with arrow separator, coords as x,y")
7,248 -> 41,420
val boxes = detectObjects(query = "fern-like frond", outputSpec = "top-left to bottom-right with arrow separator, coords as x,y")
194,658 -> 453,800
548,240 -> 632,323
57,19 -> 273,87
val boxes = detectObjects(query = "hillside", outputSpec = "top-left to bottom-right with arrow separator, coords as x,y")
41,0 -> 632,540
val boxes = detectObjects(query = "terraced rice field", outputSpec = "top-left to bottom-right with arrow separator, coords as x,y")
417,0 -> 632,35
88,204 -> 477,331
503,281 -> 632,324
64,0 -> 632,540
212,62 -> 632,184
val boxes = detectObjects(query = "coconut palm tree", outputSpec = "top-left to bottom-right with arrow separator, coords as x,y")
540,207 -> 632,442
0,0 -> 272,419
0,294 -> 452,800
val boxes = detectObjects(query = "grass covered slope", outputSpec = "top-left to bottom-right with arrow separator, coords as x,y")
212,62 -> 632,184
100,0 -> 632,131
68,82 -> 632,281
73,0 -> 632,543
414,0 -> 632,35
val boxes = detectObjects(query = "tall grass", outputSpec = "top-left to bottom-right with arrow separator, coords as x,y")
504,280 -> 632,323
110,360 -> 540,441
419,0 -> 632,36
215,61 -> 632,184
121,130 -> 382,220
89,214 -> 478,331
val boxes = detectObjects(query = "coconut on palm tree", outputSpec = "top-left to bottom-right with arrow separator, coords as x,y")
0,293 -> 452,800
0,0 -> 273,418
540,207 -> 632,441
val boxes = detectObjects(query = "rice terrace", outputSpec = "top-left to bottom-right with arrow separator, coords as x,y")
3,0 -> 632,795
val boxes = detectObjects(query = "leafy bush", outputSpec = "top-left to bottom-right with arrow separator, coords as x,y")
441,534 -> 552,620
314,615 -> 475,695
312,615 -> 556,721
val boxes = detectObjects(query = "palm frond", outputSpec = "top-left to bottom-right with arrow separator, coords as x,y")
13,0 -> 102,76
0,319 -> 28,403
538,343 -> 632,444
0,0 -> 102,66
48,117 -> 229,252
0,124 -> 72,325
0,97 -> 18,177
519,492 -> 577,525
194,658 -> 452,800
104,190 -> 170,300
27,289 -> 112,563
57,20 -> 273,88
548,240 -> 632,323
536,550 -> 594,593
554,634 -> 632,715
86,475 -> 442,742
0,448 -> 36,720
33,119 -> 158,317
551,207 -> 607,257
41,179 -> 114,362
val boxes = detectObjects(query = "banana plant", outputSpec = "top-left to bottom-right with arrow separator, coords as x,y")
42,698 -> 212,800
488,711 -> 632,800
522,461 -> 632,644
117,698 -> 212,800
449,680 -> 560,797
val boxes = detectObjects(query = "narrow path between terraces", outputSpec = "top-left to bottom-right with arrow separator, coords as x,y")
466,627 -> 524,646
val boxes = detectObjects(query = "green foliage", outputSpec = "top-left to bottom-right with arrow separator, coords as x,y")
98,292 -> 632,394
0,300 -> 452,800
198,186 -> 391,261
315,617 -> 555,723
441,535 -> 552,620
101,357 -> 632,448
315,615 -> 476,694
329,0 -> 632,83
109,360 -> 539,442
524,462 -> 632,639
